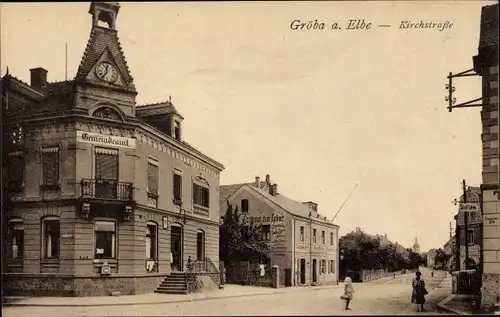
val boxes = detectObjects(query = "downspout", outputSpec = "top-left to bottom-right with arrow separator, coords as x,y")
309,213 -> 312,285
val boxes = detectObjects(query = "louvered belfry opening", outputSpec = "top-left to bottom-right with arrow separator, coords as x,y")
95,148 -> 119,199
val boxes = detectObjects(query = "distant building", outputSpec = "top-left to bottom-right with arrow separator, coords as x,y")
454,187 -> 482,271
472,2 -> 499,312
412,237 -> 421,254
427,249 -> 437,268
220,174 -> 339,287
443,235 -> 456,271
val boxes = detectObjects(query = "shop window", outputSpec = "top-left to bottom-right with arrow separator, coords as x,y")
193,183 -> 210,208
7,219 -> 24,259
41,146 -> 60,187
94,220 -> 116,259
42,217 -> 60,259
146,222 -> 158,260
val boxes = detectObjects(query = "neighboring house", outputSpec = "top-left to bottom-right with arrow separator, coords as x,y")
2,2 -> 224,297
472,3 -> 499,312
454,186 -> 482,271
220,174 -> 340,287
427,249 -> 437,268
443,235 -> 456,271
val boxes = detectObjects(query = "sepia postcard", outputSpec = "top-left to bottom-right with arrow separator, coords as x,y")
0,1 -> 499,316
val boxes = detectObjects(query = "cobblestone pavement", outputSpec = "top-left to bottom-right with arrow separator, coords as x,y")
3,268 -> 453,316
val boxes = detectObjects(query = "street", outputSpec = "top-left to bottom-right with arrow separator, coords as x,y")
3,269 -> 454,316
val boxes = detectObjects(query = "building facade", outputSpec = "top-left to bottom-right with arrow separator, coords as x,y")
427,249 -> 437,269
2,2 -> 224,297
453,187 -> 482,271
220,175 -> 340,287
472,3 -> 499,311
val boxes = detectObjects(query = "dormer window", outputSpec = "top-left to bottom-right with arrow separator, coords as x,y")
174,120 -> 181,141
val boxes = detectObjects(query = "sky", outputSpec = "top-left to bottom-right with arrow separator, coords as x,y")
1,1 -> 494,252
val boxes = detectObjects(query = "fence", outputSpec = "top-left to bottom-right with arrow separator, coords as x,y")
226,261 -> 273,287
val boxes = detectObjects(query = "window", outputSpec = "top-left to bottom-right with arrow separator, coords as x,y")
43,218 -> 60,259
313,228 -> 317,243
7,220 -> 24,259
300,226 -> 304,242
146,223 -> 157,260
94,221 -> 116,259
147,158 -> 159,196
467,229 -> 474,245
95,148 -> 119,198
6,151 -> 24,192
241,199 -> 249,213
321,230 -> 325,244
320,259 -> 326,274
41,146 -> 60,186
196,230 -> 205,260
174,121 -> 181,141
173,171 -> 182,202
329,260 -> 336,274
330,232 -> 334,245
193,183 -> 210,208
262,225 -> 271,240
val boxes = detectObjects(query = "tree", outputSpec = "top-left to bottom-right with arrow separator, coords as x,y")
219,202 -> 269,263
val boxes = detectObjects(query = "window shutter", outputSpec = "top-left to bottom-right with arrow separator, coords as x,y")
95,153 -> 118,180
42,152 -> 59,185
147,163 -> 158,193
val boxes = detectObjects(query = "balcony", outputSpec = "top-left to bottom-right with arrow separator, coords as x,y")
81,178 -> 134,202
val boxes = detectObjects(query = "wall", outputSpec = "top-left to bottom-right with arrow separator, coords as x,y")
457,223 -> 482,269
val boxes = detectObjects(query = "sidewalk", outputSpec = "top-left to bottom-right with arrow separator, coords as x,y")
2,283 -> 344,308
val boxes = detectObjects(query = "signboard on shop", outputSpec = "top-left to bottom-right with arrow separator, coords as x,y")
459,203 -> 480,213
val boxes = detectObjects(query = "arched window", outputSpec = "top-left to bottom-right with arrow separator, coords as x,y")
91,106 -> 123,121
7,219 -> 24,259
42,216 -> 60,259
196,229 -> 205,260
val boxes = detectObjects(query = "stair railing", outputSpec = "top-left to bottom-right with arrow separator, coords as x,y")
204,257 -> 221,288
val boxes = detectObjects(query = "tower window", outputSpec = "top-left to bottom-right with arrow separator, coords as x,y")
174,121 -> 181,141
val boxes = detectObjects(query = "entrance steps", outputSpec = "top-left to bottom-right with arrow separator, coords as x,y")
154,272 -> 188,295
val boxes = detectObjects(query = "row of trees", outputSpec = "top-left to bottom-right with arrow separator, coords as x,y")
339,229 -> 425,274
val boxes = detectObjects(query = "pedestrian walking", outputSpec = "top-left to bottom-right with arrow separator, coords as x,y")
340,271 -> 355,310
411,271 -> 428,312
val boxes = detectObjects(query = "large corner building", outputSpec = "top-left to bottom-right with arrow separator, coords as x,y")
2,2 -> 224,296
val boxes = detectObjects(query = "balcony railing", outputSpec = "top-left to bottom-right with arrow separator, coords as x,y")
81,178 -> 134,201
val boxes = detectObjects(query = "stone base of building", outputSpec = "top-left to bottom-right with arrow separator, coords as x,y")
3,274 -> 169,297
480,273 -> 500,312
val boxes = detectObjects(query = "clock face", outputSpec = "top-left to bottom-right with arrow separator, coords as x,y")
95,62 -> 118,83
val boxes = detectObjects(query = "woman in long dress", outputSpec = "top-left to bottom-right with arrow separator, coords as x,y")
343,272 -> 355,310
412,271 -> 427,312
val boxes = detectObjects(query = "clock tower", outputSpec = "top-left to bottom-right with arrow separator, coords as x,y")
74,2 -> 137,119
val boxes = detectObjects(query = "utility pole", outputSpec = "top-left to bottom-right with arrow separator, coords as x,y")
462,179 -> 469,270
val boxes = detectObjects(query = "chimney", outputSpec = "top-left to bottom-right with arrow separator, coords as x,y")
255,176 -> 261,188
265,174 -> 271,185
385,233 -> 387,238
30,67 -> 48,89
273,183 -> 278,195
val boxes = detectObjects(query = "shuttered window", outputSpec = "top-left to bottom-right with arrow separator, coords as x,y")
95,148 -> 118,180
147,158 -> 159,195
7,152 -> 24,191
193,183 -> 209,208
41,147 -> 60,186
173,172 -> 182,201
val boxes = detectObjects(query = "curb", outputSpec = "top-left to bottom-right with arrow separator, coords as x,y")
437,294 -> 471,315
2,284 -> 345,308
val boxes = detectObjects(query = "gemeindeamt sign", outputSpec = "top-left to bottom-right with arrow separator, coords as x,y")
459,202 -> 480,213
76,131 -> 136,149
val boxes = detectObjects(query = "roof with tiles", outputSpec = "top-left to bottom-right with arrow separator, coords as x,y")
76,26 -> 134,88
220,179 -> 336,226
136,100 -> 184,119
478,4 -> 498,49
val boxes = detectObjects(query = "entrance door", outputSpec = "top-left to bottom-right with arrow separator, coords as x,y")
312,259 -> 317,283
171,224 -> 183,271
300,259 -> 306,284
